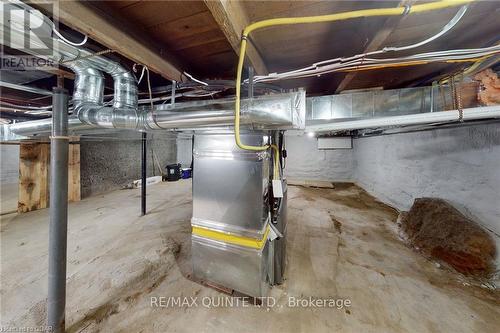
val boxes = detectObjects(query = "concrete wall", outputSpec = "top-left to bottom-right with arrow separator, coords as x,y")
0,145 -> 19,184
174,132 -> 355,182
353,123 -> 500,238
287,123 -> 499,274
80,132 -> 176,198
176,133 -> 193,167
284,133 -> 354,182
0,145 -> 19,213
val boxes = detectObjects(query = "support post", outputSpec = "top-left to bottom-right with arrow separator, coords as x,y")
47,87 -> 69,333
141,132 -> 147,215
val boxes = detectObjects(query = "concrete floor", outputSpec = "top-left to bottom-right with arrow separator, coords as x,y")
1,180 -> 499,332
0,183 -> 18,215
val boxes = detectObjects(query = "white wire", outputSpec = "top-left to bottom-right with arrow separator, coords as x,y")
253,46 -> 500,82
183,72 -> 208,86
0,101 -> 52,110
52,23 -> 88,47
137,66 -> 146,85
252,5 -> 470,83
383,5 -> 468,52
254,46 -> 500,82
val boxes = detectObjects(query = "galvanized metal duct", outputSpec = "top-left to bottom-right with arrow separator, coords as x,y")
67,60 -> 139,130
146,92 -> 305,130
306,105 -> 500,133
9,91 -> 305,136
4,2 -> 306,137
2,1 -> 139,130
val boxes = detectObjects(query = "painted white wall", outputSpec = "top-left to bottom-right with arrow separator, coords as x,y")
176,134 -> 193,167
284,132 -> 354,182
353,123 -> 500,275
353,123 -> 500,236
0,145 -> 19,184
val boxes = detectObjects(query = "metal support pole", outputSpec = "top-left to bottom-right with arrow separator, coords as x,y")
141,131 -> 147,215
47,87 -> 69,333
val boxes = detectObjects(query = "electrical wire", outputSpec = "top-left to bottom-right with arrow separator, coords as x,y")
52,23 -> 88,47
255,48 -> 499,82
137,66 -> 146,85
133,63 -> 155,110
145,66 -> 154,110
305,5 -> 468,71
234,0 -> 476,178
439,53 -> 498,84
183,72 -> 208,86
384,5 -> 468,52
251,5 -> 472,84
0,101 -> 52,110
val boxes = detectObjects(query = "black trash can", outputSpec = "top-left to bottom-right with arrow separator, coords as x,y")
166,163 -> 182,181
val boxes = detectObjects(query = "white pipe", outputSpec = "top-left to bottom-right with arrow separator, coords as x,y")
306,106 -> 500,133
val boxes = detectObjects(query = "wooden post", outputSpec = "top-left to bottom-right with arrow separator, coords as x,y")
18,139 -> 80,213
18,143 -> 50,213
68,138 -> 81,202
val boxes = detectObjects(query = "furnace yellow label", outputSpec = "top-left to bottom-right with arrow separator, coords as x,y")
192,225 -> 270,250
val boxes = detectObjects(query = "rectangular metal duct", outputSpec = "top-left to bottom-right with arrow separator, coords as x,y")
306,84 -> 477,121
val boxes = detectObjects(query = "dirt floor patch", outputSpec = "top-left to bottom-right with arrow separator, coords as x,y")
299,183 -> 399,219
328,211 -> 342,234
400,198 -> 496,278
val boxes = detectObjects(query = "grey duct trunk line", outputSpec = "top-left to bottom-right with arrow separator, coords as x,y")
47,88 -> 69,333
8,91 -> 306,136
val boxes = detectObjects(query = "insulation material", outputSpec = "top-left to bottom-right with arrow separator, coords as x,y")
400,198 -> 496,278
474,69 -> 500,106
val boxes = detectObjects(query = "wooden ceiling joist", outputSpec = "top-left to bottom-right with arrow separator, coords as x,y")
204,0 -> 268,75
42,0 -> 184,81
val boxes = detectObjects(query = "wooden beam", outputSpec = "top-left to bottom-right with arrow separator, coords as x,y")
204,0 -> 268,75
43,67 -> 75,80
18,143 -> 49,213
37,1 -> 183,81
335,1 -> 414,93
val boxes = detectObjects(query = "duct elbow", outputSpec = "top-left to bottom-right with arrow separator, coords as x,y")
67,57 -> 139,129
67,61 -> 105,107
113,71 -> 138,109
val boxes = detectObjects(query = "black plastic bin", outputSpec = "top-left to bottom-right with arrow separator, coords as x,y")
166,163 -> 182,181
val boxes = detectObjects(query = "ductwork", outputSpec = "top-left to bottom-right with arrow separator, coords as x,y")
67,59 -> 139,130
2,1 -> 309,139
8,91 -> 306,136
1,1 -> 141,131
306,105 -> 500,133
